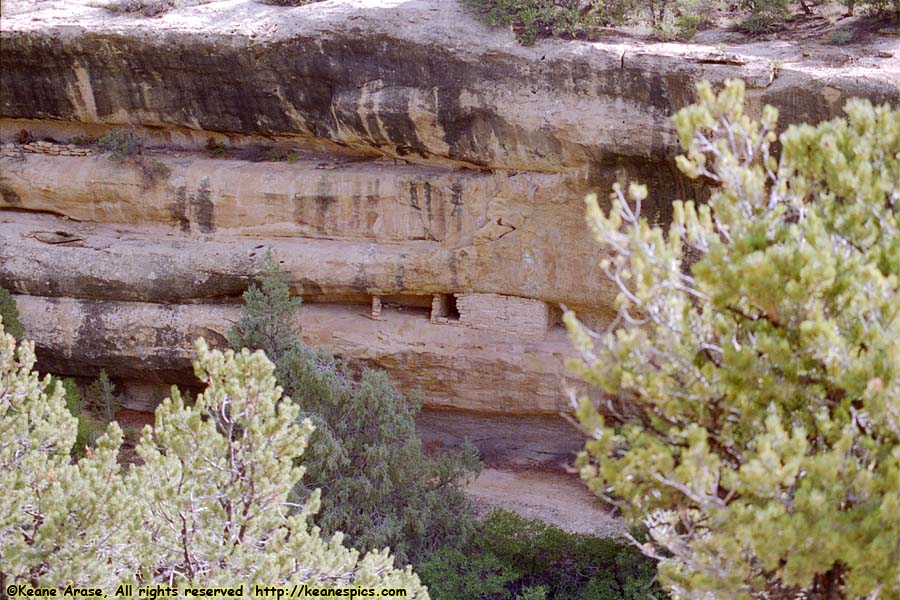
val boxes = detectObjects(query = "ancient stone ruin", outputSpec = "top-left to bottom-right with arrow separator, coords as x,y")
1,0 -> 897,513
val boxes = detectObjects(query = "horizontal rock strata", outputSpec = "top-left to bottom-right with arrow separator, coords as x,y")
2,0 -> 898,478
3,1 -> 897,174
15,293 -> 582,414
0,159 -> 618,317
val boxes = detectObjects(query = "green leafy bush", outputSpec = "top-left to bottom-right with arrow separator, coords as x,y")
673,13 -> 704,38
460,0 -> 713,42
2,286 -> 108,459
227,254 -> 303,365
97,128 -> 145,160
229,256 -> 482,565
416,509 -> 665,600
0,322 -> 426,592
566,79 -> 900,598
461,0 -> 601,45
95,129 -> 170,188
735,0 -> 790,32
463,0 -> 897,42
0,287 -> 24,340
418,548 -> 520,600
844,0 -> 900,19
647,0 -> 711,40
45,371 -> 124,460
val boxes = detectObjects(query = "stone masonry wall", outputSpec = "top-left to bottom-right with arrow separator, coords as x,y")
455,293 -> 553,338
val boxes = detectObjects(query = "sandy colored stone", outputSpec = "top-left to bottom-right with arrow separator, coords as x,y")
456,292 -> 554,338
467,468 -> 626,537
2,1 -> 896,175
0,162 -> 621,314
417,409 -> 586,469
15,293 -> 584,415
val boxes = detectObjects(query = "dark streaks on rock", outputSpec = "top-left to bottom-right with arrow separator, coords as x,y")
194,178 -> 215,234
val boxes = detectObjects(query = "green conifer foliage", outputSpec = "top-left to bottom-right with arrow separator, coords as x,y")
230,257 -> 482,565
52,375 -> 102,458
0,287 -> 24,340
227,252 -> 303,365
566,80 -> 900,599
85,369 -> 124,422
277,347 -> 482,566
0,322 -> 426,594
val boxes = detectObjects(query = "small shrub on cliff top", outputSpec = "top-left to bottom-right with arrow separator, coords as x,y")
230,256 -> 482,565
0,322 -> 426,592
844,0 -> 900,21
262,0 -> 326,6
566,79 -> 900,598
101,0 -> 223,17
461,0 -> 601,45
735,0 -> 790,33
102,0 -> 172,16
461,0 -> 710,42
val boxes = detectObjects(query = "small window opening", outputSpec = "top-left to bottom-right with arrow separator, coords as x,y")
431,293 -> 460,323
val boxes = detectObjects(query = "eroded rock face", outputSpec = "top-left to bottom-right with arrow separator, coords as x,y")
14,293 -> 581,413
0,154 -> 620,313
4,1 -> 898,170
4,1 -> 897,188
1,0 -> 898,469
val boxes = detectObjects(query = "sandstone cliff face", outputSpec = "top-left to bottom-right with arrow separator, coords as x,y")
2,0 -> 898,468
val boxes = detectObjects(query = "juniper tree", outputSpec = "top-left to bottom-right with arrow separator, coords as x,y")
85,369 -> 124,422
227,252 -> 303,366
276,347 -> 482,566
230,258 -> 482,565
0,287 -> 24,340
0,319 -> 426,594
566,80 -> 900,599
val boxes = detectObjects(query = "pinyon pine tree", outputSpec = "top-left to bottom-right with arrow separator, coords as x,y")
0,318 -> 426,595
230,257 -> 481,566
565,80 -> 900,599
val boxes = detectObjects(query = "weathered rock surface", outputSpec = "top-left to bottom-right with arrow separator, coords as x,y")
1,0 -> 898,500
14,292 -> 582,414
467,469 -> 626,537
0,154 -> 619,313
3,0 -> 897,189
417,410 -> 585,468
